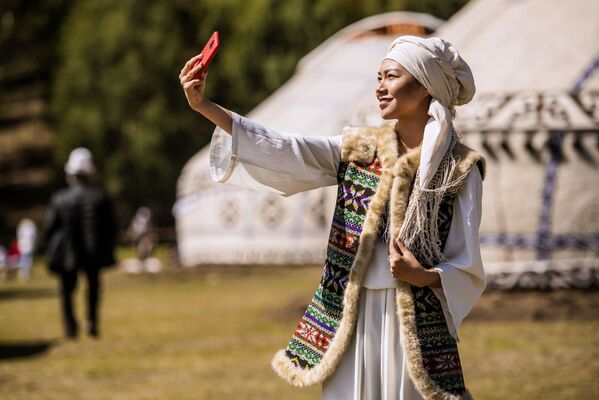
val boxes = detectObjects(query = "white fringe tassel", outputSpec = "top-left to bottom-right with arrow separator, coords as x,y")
398,131 -> 469,267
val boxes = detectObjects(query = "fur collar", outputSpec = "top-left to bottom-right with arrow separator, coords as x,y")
341,124 -> 486,183
340,124 -> 398,170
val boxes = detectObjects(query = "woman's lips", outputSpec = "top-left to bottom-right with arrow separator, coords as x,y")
379,99 -> 391,109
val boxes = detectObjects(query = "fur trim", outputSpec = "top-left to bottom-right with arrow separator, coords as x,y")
452,143 -> 486,181
396,281 -> 473,399
390,143 -> 480,400
271,124 -> 398,386
340,126 -> 378,163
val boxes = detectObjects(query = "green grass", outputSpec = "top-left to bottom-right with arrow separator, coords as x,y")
1,259 -> 598,400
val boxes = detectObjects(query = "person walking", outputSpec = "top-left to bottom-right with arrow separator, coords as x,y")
181,35 -> 486,399
44,148 -> 117,339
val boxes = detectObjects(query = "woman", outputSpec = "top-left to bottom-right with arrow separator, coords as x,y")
180,35 -> 486,400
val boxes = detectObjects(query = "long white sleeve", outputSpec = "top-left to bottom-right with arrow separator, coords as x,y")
431,166 -> 486,341
209,112 -> 342,196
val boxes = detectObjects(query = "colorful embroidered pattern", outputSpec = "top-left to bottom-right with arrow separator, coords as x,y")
412,191 -> 467,394
284,158 -> 382,369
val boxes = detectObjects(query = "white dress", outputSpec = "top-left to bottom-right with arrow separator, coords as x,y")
209,113 -> 486,400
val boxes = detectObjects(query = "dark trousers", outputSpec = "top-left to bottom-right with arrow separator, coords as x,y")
59,267 -> 101,337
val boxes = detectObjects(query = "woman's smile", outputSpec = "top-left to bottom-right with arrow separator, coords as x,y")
378,96 -> 393,109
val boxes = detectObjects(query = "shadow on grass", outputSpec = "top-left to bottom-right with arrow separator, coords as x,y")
0,340 -> 55,360
0,287 -> 56,302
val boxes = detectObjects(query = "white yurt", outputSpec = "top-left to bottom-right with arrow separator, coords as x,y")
435,0 -> 599,289
175,1 -> 599,289
174,12 -> 443,265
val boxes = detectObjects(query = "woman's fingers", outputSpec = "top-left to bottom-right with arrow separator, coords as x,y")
388,241 -> 398,257
183,79 -> 201,90
179,56 -> 196,78
183,73 -> 208,94
185,62 -> 204,82
393,237 -> 404,256
180,62 -> 203,85
396,237 -> 406,249
188,71 -> 207,91
179,54 -> 204,80
390,258 -> 398,277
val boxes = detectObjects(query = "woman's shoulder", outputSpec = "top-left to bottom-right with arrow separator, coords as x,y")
452,142 -> 486,181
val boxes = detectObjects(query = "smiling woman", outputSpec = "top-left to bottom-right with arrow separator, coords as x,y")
180,35 -> 485,400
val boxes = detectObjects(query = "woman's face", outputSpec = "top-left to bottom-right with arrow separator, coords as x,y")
376,59 -> 430,120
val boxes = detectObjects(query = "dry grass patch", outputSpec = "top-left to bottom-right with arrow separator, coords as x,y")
0,260 -> 598,399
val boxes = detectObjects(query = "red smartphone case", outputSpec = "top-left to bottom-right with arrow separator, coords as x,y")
193,31 -> 219,79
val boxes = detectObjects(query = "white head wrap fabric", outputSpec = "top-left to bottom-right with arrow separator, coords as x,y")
384,35 -> 475,188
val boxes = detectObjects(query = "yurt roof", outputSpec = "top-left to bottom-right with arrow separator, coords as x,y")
437,0 -> 599,93
435,0 -> 599,133
246,12 -> 443,135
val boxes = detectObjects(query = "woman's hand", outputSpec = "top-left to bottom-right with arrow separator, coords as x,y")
178,54 -> 233,134
179,54 -> 208,113
388,237 -> 441,287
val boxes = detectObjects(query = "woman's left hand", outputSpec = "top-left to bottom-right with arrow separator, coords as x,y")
388,236 -> 438,287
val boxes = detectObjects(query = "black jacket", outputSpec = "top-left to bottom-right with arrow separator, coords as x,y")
44,183 -> 117,272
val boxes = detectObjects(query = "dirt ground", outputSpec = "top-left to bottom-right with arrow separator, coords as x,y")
1,264 -> 598,400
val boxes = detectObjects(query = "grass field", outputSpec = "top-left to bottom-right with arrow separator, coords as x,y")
1,258 -> 598,400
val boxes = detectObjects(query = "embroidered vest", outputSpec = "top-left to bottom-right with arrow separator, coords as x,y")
272,125 -> 486,400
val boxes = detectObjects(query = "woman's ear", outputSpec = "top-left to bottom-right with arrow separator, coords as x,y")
423,89 -> 432,102
421,91 -> 432,108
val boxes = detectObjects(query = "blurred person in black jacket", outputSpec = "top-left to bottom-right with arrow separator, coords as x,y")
44,148 -> 117,339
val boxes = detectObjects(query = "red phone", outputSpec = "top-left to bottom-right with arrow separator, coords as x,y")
193,31 -> 219,79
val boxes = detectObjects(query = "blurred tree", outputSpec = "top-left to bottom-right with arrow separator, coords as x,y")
52,0 -> 203,222
189,0 -> 412,112
0,1 -> 74,243
0,0 -> 72,97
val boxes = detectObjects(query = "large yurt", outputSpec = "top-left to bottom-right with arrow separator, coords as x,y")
174,12 -> 443,265
434,0 -> 599,289
175,0 -> 599,289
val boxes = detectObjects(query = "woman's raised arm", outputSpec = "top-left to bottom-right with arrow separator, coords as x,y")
179,54 -> 341,196
179,54 -> 233,134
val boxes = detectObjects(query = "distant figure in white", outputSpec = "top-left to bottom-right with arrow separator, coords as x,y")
17,218 -> 37,281
123,207 -> 161,274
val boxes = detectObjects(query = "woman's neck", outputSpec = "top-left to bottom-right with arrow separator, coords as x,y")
394,110 -> 429,153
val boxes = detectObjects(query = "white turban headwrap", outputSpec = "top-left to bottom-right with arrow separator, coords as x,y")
384,35 -> 475,188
